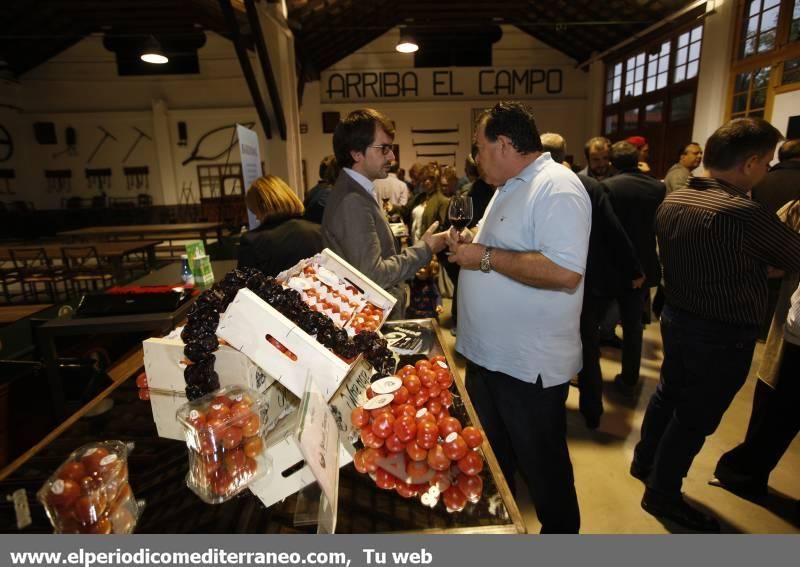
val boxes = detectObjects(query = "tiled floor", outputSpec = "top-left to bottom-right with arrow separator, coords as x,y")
437,300 -> 800,534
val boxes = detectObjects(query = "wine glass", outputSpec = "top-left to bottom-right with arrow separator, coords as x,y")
448,195 -> 473,233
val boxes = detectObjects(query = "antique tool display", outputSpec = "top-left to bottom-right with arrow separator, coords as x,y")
87,127 -> 117,163
122,127 -> 152,163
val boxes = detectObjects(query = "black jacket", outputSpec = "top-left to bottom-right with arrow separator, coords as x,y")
752,160 -> 800,215
579,174 -> 642,296
238,217 -> 324,277
601,169 -> 665,288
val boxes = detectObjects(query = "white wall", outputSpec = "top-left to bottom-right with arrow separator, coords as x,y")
0,32 -> 291,208
771,89 -> 800,138
300,26 -> 593,184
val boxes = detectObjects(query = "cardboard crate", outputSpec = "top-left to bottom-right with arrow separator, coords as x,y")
248,359 -> 372,509
143,334 -> 274,440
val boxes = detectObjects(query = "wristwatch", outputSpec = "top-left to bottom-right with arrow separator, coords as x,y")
480,246 -> 493,273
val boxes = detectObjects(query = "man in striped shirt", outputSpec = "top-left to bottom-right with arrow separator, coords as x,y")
631,118 -> 800,532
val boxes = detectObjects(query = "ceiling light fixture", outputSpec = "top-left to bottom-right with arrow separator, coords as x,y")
395,27 -> 418,53
140,35 -> 168,64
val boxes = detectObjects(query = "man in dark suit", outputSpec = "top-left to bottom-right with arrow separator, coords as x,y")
321,109 -> 447,319
601,141 -> 665,390
751,139 -> 800,214
541,133 -> 644,428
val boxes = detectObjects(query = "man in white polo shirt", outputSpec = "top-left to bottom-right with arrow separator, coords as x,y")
447,102 -> 591,533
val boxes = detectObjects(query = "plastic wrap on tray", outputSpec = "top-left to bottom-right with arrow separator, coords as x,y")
177,385 -> 272,504
37,440 -> 139,534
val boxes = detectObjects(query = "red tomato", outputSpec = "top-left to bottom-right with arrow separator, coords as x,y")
221,426 -> 243,450
456,473 -> 484,503
426,399 -> 443,418
241,414 -> 261,438
439,390 -> 454,408
230,401 -> 252,427
442,433 -> 469,461
73,494 -> 105,525
375,469 -> 397,490
403,374 -> 421,395
211,395 -> 234,407
370,412 -> 395,439
135,372 -> 148,388
46,479 -> 80,509
360,426 -> 385,449
201,452 -> 222,475
426,444 -> 451,471
353,448 -> 369,474
350,407 -> 370,428
406,460 -> 430,482
81,447 -> 111,477
398,365 -> 416,378
427,384 -> 442,399
223,449 -> 247,473
393,415 -> 417,443
431,469 -> 451,492
430,355 -> 447,367
437,416 -> 462,438
436,370 -> 453,389
415,359 -> 431,373
384,433 -> 406,453
416,421 -> 438,450
58,461 -> 86,484
442,485 -> 467,512
457,451 -> 484,476
243,436 -> 263,459
363,447 -> 385,473
419,370 -> 436,389
415,408 -> 437,426
206,403 -> 231,423
79,517 -> 113,534
395,403 -> 417,418
212,469 -> 234,496
365,387 -> 375,400
395,481 -> 419,498
138,388 -> 150,401
412,389 -> 430,409
405,441 -> 428,462
391,385 -> 410,405
461,426 -> 483,449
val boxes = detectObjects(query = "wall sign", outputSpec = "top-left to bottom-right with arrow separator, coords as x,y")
321,66 -> 584,103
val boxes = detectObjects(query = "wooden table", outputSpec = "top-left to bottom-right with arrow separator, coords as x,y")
57,222 -> 224,249
0,304 -> 52,325
0,240 -> 161,281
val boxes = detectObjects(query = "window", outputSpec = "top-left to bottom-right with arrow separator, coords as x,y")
606,62 -> 623,104
731,67 -> 771,118
646,42 -> 670,93
644,102 -> 663,126
674,26 -> 703,83
742,0 -> 782,57
670,93 -> 694,122
792,0 -> 800,41
625,53 -> 646,97
604,114 -> 619,135
782,56 -> 800,84
623,108 -> 639,131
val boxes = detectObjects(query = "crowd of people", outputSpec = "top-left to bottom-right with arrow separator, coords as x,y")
237,101 -> 800,534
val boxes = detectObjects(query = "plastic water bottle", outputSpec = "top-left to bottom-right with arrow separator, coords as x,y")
181,254 -> 195,287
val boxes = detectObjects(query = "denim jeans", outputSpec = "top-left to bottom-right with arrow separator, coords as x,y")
465,361 -> 580,533
634,305 -> 757,495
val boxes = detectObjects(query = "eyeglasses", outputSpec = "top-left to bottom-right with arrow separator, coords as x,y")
367,144 -> 394,156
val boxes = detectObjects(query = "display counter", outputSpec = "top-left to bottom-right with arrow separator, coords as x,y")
0,319 -> 525,534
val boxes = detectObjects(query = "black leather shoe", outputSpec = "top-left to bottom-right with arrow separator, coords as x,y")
630,460 -> 651,482
641,489 -> 720,533
712,461 -> 768,498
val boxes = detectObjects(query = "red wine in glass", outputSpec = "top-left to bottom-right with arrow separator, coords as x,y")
448,196 -> 473,231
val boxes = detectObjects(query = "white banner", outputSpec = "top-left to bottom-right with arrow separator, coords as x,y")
237,123 -> 262,230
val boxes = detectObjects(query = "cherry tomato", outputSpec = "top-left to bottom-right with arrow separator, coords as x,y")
436,370 -> 453,389
406,460 -> 431,482
391,385 -> 410,405
80,447 -> 110,477
415,359 -> 431,373
405,440 -> 428,462
360,426 -> 385,449
395,481 -> 419,498
241,414 -> 261,438
211,395 -> 234,407
398,365 -> 416,378
419,370 -> 436,389
403,374 -> 421,395
243,436 -> 263,459
461,426 -> 484,449
79,517 -> 113,534
439,390 -> 454,408
426,399 -> 443,418
456,473 -> 484,503
353,448 -> 369,474
412,389 -> 430,409
206,403 -> 231,423
442,433 -> 469,461
457,451 -> 484,476
73,494 -> 105,525
58,461 -> 86,484
415,408 -> 437,426
223,449 -> 246,473
442,485 -> 467,512
427,384 -> 442,399
370,412 -> 395,439
212,469 -> 234,496
384,433 -> 406,453
351,407 -> 370,428
363,447 -> 385,473
395,403 -> 416,418
365,387 -> 375,400
438,416 -> 462,438
230,401 -> 253,427
416,420 -> 438,450
393,415 -> 417,443
375,469 -> 397,490
46,479 -> 80,509
426,444 -> 451,471
430,355 -> 447,367
135,372 -> 148,388
431,469 -> 451,492
221,426 -> 243,450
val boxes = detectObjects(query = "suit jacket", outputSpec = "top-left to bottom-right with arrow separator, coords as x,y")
238,217 -> 323,277
578,174 -> 642,296
752,160 -> 800,215
602,169 -> 666,287
321,171 -> 432,319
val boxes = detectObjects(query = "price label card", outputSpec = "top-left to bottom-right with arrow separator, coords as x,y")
296,376 -> 340,509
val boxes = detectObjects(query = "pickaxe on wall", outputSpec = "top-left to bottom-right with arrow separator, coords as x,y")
123,127 -> 153,163
87,126 -> 117,163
